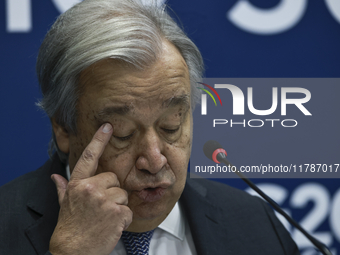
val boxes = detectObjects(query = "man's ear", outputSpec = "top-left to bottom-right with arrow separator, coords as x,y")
51,118 -> 70,154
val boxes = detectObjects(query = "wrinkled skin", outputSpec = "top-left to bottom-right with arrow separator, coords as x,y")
50,40 -> 193,255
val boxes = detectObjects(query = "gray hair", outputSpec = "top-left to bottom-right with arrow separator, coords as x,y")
36,0 -> 204,160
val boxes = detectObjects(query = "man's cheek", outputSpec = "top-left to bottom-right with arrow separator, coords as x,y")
172,131 -> 192,152
176,115 -> 192,149
165,148 -> 189,175
98,150 -> 134,179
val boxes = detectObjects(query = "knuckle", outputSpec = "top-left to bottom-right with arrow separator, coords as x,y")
111,204 -> 126,217
122,189 -> 128,199
79,182 -> 108,204
81,182 -> 96,195
112,204 -> 122,214
125,208 -> 133,223
106,172 -> 119,186
109,205 -> 133,231
95,191 -> 106,204
105,171 -> 118,179
93,134 -> 106,144
127,208 -> 133,219
82,148 -> 97,163
108,205 -> 119,216
112,187 -> 127,200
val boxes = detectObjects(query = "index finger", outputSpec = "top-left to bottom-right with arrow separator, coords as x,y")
70,123 -> 113,180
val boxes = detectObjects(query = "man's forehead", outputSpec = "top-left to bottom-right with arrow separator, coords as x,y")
97,94 -> 190,119
162,94 -> 190,108
78,39 -> 192,120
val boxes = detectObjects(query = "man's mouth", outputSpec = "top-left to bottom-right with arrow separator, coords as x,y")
134,186 -> 167,202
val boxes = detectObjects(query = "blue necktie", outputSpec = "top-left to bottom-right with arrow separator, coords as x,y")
121,230 -> 155,255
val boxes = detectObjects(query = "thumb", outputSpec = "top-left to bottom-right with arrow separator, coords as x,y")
51,174 -> 68,205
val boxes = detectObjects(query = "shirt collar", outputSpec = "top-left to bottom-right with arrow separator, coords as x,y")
66,165 -> 185,241
66,164 -> 71,180
157,202 -> 185,241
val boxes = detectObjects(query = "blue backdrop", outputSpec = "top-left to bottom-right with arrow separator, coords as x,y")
1,0 -> 339,254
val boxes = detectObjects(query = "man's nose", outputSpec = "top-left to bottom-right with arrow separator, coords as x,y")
135,129 -> 167,174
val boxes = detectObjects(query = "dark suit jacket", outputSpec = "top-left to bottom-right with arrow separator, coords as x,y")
0,155 -> 299,255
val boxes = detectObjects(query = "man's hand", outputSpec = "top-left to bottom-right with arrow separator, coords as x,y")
49,123 -> 133,255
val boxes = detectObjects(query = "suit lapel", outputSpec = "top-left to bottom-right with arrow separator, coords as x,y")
180,178 -> 234,255
25,155 -> 65,255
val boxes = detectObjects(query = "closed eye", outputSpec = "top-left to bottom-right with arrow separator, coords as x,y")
113,131 -> 135,141
162,127 -> 180,134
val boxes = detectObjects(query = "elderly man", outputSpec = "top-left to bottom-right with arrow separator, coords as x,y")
0,0 -> 299,254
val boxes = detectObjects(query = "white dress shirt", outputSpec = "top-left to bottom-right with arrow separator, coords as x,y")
66,166 -> 197,255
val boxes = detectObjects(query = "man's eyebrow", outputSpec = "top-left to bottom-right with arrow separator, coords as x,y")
162,94 -> 190,109
97,105 -> 132,118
